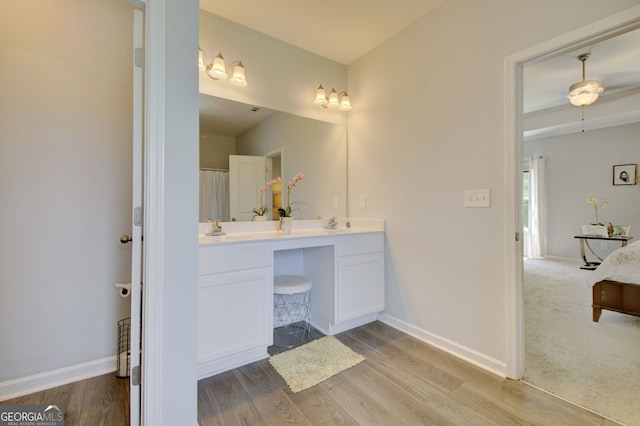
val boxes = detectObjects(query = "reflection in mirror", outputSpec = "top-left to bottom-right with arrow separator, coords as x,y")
199,94 -> 347,222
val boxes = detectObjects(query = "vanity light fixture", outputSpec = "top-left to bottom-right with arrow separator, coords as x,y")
314,84 -> 352,111
567,53 -> 603,107
199,47 -> 248,87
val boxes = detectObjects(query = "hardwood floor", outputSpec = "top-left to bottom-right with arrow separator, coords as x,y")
2,373 -> 129,426
2,321 -> 616,425
198,321 -> 615,426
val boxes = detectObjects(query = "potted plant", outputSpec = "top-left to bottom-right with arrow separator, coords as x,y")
279,173 -> 304,233
582,194 -> 608,237
252,178 -> 279,221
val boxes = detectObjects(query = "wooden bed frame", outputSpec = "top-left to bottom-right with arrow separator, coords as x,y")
592,280 -> 640,322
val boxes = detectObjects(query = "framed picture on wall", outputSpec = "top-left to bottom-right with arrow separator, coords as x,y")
613,164 -> 637,186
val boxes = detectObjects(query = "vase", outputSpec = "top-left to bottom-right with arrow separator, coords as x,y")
581,224 -> 608,237
253,215 -> 267,222
280,217 -> 293,234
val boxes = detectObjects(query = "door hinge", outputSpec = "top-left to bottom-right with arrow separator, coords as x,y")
132,365 -> 141,386
134,48 -> 145,69
134,206 -> 143,226
515,232 -> 520,242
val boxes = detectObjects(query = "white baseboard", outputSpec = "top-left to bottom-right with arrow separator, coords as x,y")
312,313 -> 379,336
378,313 -> 506,377
0,357 -> 117,402
197,347 -> 268,380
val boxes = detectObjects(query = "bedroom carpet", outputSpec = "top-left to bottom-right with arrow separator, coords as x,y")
523,256 -> 640,426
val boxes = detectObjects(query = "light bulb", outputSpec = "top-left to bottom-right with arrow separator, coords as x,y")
327,89 -> 339,108
314,85 -> 327,105
230,62 -> 247,87
339,92 -> 352,111
207,52 -> 227,80
198,48 -> 206,71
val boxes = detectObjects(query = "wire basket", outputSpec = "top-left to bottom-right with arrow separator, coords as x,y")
117,317 -> 131,378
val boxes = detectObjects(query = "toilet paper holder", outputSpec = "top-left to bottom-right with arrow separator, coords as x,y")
115,283 -> 132,298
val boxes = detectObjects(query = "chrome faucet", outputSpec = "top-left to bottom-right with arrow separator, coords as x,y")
325,217 -> 338,229
207,219 -> 225,236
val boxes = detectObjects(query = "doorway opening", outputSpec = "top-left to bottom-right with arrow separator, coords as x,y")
266,149 -> 283,220
505,2 -> 640,411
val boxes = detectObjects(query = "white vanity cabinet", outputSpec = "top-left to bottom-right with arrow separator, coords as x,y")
197,243 -> 272,379
336,233 -> 385,326
197,222 -> 385,380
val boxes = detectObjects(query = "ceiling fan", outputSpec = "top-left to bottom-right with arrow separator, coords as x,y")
567,53 -> 604,107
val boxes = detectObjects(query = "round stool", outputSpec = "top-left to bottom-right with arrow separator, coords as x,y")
273,275 -> 312,349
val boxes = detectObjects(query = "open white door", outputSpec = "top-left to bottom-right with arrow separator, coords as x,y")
229,155 -> 266,221
128,8 -> 144,426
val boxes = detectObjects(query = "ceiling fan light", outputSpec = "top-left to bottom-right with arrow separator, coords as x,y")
568,79 -> 603,106
230,62 -> 247,87
567,53 -> 604,107
568,79 -> 603,95
569,93 -> 600,107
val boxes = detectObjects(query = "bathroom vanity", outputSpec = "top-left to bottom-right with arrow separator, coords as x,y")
197,219 -> 385,379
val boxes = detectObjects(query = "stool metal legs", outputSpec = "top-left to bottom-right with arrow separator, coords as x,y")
273,290 -> 311,348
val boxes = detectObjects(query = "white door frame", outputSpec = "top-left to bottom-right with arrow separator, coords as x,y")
140,0 -> 200,424
129,8 -> 145,426
504,5 -> 640,379
142,0 -> 166,423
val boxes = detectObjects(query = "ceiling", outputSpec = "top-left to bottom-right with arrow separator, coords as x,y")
199,2 -> 640,131
199,0 -> 449,65
524,28 -> 640,114
199,94 -> 275,137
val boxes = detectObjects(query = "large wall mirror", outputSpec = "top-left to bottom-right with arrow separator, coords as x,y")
199,94 -> 347,222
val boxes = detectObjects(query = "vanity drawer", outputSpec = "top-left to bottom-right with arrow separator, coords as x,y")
199,243 -> 271,275
338,233 -> 384,257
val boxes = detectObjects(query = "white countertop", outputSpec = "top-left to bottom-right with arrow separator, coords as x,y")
198,218 -> 384,246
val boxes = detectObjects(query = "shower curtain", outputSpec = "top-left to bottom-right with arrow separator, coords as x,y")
199,170 -> 230,222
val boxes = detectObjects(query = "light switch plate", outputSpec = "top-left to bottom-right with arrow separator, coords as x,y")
465,189 -> 491,207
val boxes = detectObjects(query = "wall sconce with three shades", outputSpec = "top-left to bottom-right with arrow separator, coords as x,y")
198,47 -> 248,87
314,85 -> 352,111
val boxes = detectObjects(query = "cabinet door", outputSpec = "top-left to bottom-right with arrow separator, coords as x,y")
337,254 -> 385,322
197,268 -> 272,363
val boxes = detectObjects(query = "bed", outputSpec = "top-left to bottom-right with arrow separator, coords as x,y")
586,239 -> 640,322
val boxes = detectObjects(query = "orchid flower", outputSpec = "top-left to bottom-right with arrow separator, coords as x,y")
586,193 -> 607,226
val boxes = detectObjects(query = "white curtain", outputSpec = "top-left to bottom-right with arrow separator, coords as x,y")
199,170 -> 230,222
528,156 -> 546,258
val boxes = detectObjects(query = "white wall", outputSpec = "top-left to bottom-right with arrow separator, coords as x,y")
0,0 -> 133,385
347,0 -> 640,371
200,133 -> 235,169
525,122 -> 640,259
198,11 -> 347,126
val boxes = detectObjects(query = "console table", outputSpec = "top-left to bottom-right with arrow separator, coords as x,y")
574,234 -> 633,270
